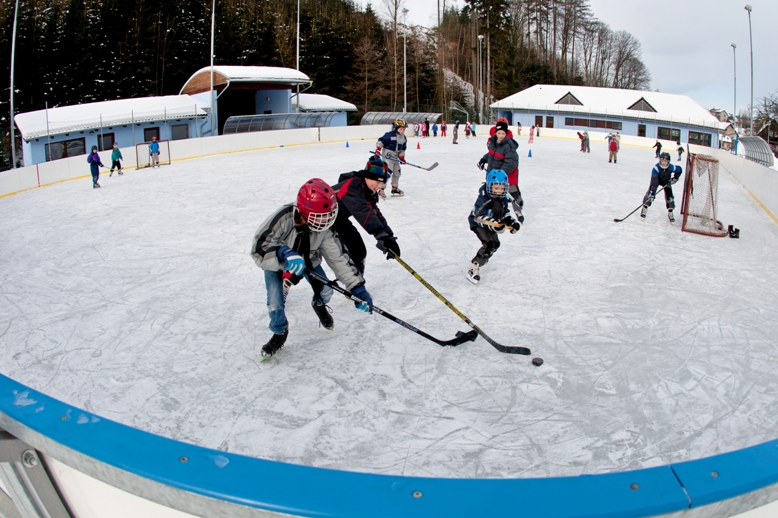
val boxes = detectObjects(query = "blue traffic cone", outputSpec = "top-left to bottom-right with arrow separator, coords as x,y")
346,141 -> 350,148
528,149 -> 532,157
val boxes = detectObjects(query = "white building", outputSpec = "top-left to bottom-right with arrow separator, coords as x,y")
492,85 -> 726,148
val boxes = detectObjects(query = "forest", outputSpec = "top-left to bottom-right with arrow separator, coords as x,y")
0,0 -> 655,169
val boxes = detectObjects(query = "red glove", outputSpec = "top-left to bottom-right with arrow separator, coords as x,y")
374,148 -> 381,156
399,156 -> 406,164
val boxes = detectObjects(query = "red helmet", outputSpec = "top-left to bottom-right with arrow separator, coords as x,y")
297,178 -> 338,232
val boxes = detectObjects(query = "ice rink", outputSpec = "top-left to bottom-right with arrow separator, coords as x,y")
1,133 -> 777,480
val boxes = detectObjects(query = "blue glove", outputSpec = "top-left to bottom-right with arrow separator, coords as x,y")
351,285 -> 373,313
277,246 -> 305,276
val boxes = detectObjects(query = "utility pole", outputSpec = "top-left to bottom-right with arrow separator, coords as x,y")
745,5 -> 754,136
10,0 -> 20,168
731,43 -> 737,131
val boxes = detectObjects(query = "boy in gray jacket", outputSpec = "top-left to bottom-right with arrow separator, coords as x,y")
251,178 -> 374,358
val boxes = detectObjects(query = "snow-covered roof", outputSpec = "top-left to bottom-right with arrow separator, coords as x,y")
180,66 -> 311,95
492,85 -> 726,130
14,95 -> 209,141
291,93 -> 356,112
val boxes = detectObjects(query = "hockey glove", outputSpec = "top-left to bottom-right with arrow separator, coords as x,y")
477,159 -> 487,170
374,148 -> 381,156
484,217 -> 506,234
670,176 -> 680,185
277,246 -> 305,276
351,285 -> 373,313
375,235 -> 401,259
399,156 -> 406,164
502,217 -> 520,233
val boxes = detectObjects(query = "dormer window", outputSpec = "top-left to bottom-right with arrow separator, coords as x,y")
555,92 -> 583,106
627,98 -> 657,112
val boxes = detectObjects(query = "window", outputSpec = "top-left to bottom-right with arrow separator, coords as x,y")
546,116 -> 554,128
688,131 -> 712,147
144,127 -> 160,142
535,115 -> 543,127
555,92 -> 583,106
45,138 -> 85,161
657,127 -> 680,141
171,124 -> 189,141
98,133 -> 114,151
638,124 -> 646,137
564,118 -> 622,131
627,98 -> 657,112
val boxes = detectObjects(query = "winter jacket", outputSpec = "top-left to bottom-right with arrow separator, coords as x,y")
481,135 -> 520,185
111,148 -> 123,161
149,141 -> 160,154
376,130 -> 407,158
332,173 -> 393,239
468,184 -> 510,231
86,151 -> 103,174
609,139 -> 619,152
251,203 -> 365,291
649,164 -> 683,193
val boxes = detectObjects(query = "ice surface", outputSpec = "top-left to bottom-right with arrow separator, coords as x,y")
1,134 -> 777,479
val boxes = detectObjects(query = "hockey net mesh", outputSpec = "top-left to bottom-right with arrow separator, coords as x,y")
135,140 -> 172,168
680,153 -> 728,237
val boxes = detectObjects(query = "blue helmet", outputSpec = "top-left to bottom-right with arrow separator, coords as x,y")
486,169 -> 508,198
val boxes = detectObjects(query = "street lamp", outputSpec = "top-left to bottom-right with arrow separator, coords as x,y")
478,34 -> 484,124
9,0 -> 20,168
731,43 -> 737,131
744,4 -> 754,135
402,9 -> 408,113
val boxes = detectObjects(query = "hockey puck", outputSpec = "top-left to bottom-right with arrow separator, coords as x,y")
532,358 -> 544,367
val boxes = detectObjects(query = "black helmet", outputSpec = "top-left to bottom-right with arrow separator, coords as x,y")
659,152 -> 671,161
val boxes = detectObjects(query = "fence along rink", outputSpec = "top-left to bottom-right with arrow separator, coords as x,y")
135,140 -> 172,168
680,153 -> 728,237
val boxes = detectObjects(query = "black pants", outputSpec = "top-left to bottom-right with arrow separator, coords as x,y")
645,184 -> 675,209
333,218 -> 367,274
471,227 -> 501,266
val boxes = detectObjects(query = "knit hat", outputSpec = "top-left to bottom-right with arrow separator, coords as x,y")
362,155 -> 390,182
495,120 -> 509,133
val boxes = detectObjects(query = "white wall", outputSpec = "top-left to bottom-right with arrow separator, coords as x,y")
0,126 -> 391,199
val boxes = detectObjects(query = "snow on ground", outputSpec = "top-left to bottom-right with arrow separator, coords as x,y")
1,133 -> 777,479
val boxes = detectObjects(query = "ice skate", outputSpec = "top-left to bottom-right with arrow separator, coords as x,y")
668,209 -> 675,223
118,171 -> 124,175
261,329 -> 288,359
93,182 -> 101,189
311,301 -> 334,330
640,205 -> 648,219
109,171 -> 113,177
377,188 -> 386,200
391,187 -> 404,197
466,262 -> 481,285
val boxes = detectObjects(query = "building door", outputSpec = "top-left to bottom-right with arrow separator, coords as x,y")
638,124 -> 646,137
535,115 -> 543,127
546,116 -> 554,128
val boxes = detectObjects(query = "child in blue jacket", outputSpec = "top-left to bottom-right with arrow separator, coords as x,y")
86,146 -> 104,188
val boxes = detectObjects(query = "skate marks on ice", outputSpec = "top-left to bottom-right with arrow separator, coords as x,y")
1,137 -> 778,478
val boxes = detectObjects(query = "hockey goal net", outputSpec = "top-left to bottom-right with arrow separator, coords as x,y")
135,140 -> 171,168
680,153 -> 728,237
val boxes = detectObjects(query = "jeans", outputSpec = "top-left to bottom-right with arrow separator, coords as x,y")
264,265 -> 333,334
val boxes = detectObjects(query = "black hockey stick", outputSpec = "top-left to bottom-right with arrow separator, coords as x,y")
388,251 -> 531,355
306,270 -> 477,347
370,152 -> 439,171
614,186 -> 666,223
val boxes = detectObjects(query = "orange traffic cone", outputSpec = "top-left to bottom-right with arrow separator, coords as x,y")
417,142 -> 421,150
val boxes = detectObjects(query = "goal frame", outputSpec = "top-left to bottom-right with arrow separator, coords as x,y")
135,140 -> 172,169
680,152 -> 728,237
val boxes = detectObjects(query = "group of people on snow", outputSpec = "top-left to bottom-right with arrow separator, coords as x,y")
85,136 -> 161,189
250,117 -> 683,358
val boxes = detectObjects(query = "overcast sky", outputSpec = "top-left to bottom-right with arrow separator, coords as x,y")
363,0 -> 777,113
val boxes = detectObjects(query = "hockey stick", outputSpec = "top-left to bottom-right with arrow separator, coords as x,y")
613,186 -> 666,223
474,217 -> 519,233
387,251 -> 531,355
306,270 -> 477,347
370,152 -> 439,171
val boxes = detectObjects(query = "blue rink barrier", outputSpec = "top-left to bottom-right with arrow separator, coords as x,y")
1,373 -> 777,518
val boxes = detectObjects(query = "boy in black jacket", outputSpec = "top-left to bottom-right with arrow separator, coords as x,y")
331,156 -> 400,274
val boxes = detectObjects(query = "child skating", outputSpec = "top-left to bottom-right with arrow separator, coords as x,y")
641,152 -> 683,222
467,169 -> 521,284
